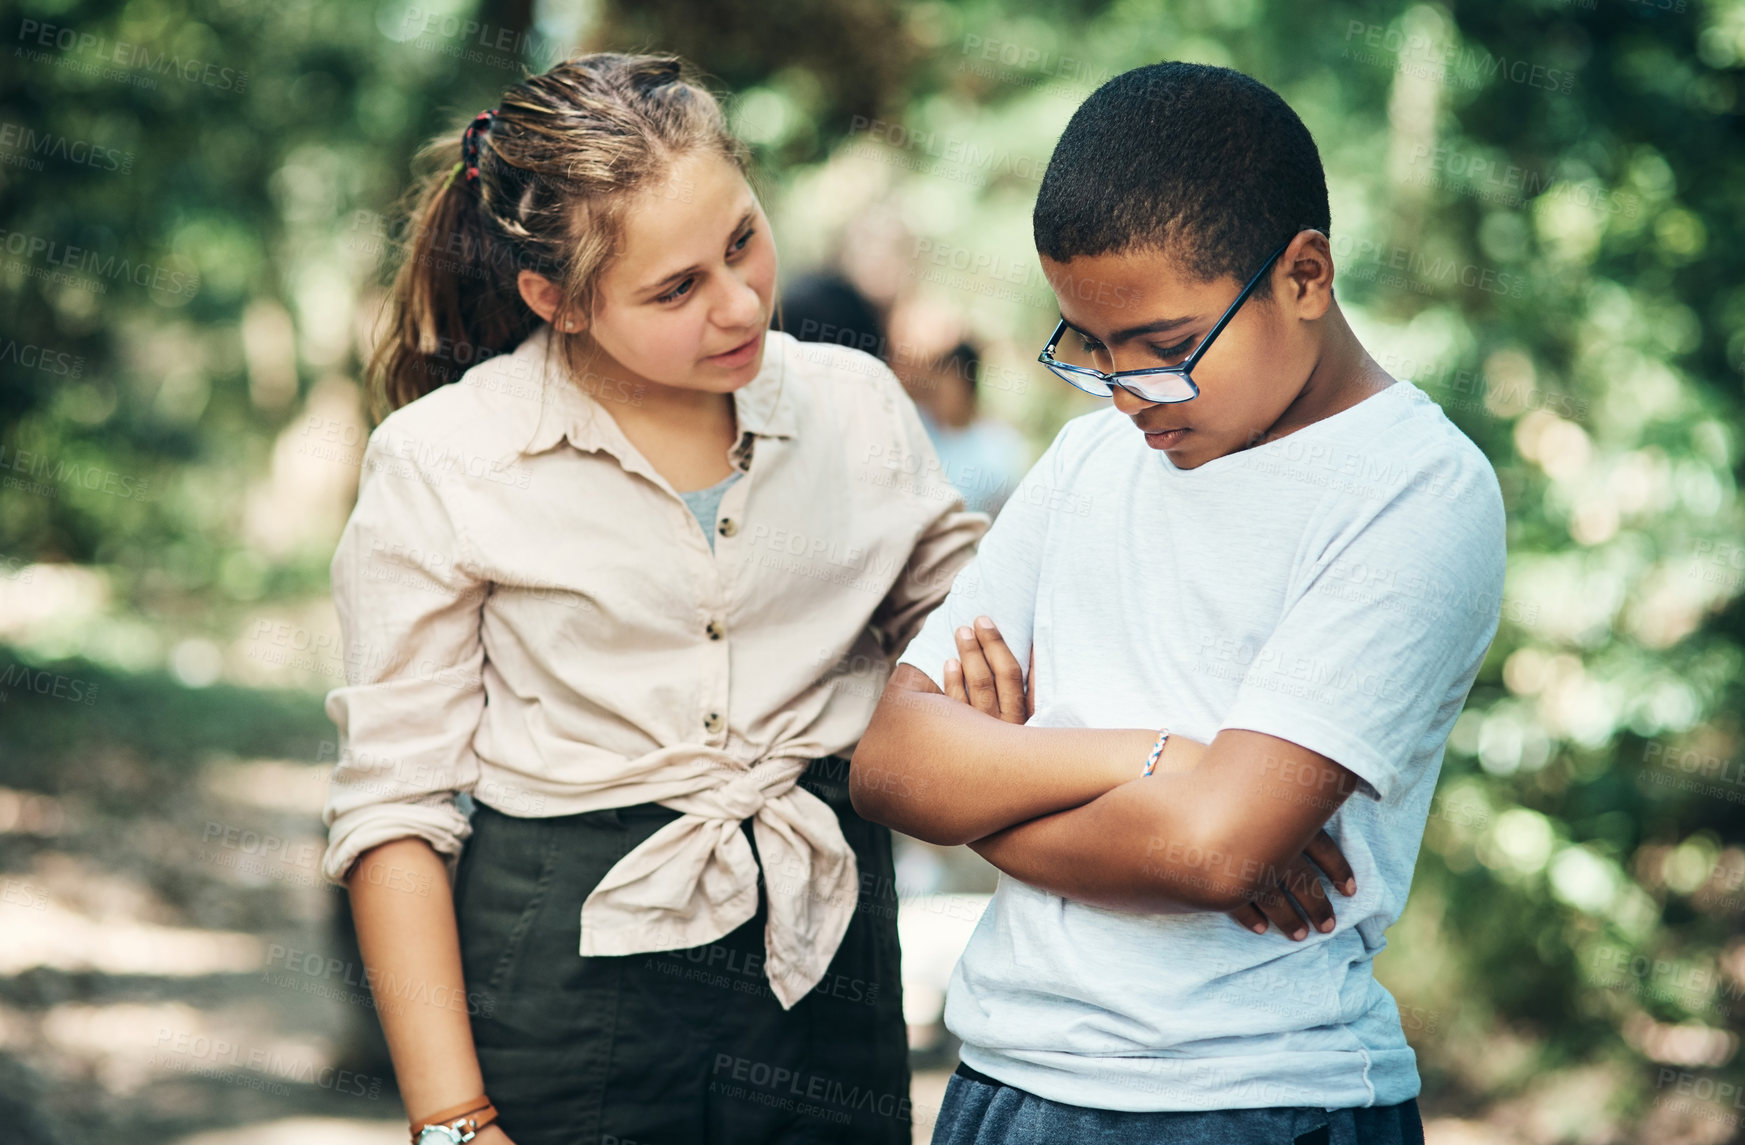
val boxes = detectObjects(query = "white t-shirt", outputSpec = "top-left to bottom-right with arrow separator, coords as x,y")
894,380 -> 1505,1112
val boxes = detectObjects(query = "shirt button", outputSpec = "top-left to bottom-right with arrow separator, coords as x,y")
706,619 -> 725,641
718,517 -> 737,537
705,711 -> 723,733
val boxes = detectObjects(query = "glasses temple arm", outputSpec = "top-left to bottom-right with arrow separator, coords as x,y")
1182,239 -> 1293,370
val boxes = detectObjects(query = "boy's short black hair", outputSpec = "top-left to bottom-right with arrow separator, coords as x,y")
1033,62 -> 1329,298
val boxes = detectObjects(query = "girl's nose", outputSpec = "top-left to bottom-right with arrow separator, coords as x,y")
716,273 -> 764,330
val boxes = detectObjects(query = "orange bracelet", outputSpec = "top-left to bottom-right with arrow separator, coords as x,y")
410,1096 -> 498,1144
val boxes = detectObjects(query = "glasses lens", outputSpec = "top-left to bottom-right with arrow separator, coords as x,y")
1122,372 -> 1198,403
1049,330 -> 1107,374
1045,332 -> 1114,395
1046,361 -> 1113,396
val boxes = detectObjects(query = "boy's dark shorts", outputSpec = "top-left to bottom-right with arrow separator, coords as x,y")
452,755 -> 911,1145
932,1060 -> 1425,1145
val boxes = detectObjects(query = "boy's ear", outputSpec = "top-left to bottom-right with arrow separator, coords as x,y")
1280,230 -> 1334,321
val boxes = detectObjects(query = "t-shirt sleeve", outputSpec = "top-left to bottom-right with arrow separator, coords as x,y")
894,422 -> 1070,691
1217,451 -> 1507,802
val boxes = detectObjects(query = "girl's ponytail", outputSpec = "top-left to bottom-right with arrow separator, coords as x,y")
366,53 -> 748,419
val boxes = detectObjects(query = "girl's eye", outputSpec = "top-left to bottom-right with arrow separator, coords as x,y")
656,229 -> 755,304
1078,336 -> 1105,355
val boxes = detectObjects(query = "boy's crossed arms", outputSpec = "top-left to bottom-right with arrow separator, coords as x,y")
853,616 -> 1360,942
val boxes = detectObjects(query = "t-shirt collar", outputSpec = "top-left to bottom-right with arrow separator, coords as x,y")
1154,379 -> 1418,477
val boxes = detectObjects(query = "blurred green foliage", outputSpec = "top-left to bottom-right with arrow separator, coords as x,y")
0,648 -> 332,804
2,0 -> 1744,1135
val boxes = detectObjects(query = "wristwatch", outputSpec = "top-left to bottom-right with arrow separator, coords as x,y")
411,1098 -> 498,1145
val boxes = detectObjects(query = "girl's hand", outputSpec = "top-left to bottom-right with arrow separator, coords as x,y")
944,615 -> 1033,724
942,616 -> 1357,940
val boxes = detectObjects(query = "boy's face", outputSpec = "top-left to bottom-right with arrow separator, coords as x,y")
1039,235 -> 1332,470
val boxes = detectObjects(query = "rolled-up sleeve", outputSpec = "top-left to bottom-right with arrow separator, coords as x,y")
893,423 -> 1067,690
870,375 -> 992,662
320,422 -> 489,886
878,504 -> 989,662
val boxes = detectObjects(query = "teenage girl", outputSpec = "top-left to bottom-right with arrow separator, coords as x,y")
319,52 -> 989,1145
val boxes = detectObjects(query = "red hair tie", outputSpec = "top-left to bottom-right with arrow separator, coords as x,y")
460,108 -> 497,184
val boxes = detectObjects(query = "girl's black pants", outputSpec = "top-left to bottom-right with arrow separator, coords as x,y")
451,755 -> 913,1145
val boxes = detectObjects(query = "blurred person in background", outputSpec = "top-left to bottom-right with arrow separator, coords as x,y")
778,272 -> 1030,519
777,269 -> 887,360
903,341 -> 1030,518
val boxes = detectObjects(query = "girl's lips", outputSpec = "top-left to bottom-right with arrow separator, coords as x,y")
705,330 -> 763,367
1143,427 -> 1190,449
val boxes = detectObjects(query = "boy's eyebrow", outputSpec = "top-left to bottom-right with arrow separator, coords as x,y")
637,208 -> 756,295
1060,314 -> 1197,343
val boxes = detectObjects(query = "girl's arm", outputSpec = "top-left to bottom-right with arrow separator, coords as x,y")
321,422 -> 512,1138
347,838 -> 512,1140
865,364 -> 993,664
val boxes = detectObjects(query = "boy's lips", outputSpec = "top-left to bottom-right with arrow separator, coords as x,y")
1140,424 -> 1191,448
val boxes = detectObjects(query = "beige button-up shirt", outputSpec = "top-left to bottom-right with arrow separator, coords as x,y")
320,323 -> 988,1008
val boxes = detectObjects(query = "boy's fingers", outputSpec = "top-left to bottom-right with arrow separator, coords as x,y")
1247,882 -> 1311,941
970,616 -> 1026,724
1281,856 -> 1336,934
1304,830 -> 1357,896
953,625 -> 1001,716
1227,903 -> 1269,935
944,658 -> 966,704
1026,644 -> 1039,720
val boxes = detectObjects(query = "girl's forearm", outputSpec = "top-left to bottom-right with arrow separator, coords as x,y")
347,837 -> 487,1122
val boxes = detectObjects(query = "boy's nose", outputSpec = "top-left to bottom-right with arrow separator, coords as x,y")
1109,384 -> 1159,415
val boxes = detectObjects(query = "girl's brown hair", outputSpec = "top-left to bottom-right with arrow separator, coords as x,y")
369,52 -> 749,417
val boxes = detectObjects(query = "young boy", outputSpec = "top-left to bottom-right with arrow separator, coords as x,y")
852,62 -> 1506,1144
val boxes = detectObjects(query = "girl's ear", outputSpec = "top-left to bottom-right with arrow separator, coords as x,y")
517,270 -> 586,332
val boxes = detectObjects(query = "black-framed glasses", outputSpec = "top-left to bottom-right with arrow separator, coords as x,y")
1037,238 -> 1294,404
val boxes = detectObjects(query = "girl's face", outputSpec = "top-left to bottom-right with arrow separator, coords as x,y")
580,150 -> 778,397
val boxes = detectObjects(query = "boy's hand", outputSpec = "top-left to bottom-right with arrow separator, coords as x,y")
943,616 -> 1357,940
1226,830 -> 1356,940
944,615 -> 1034,724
